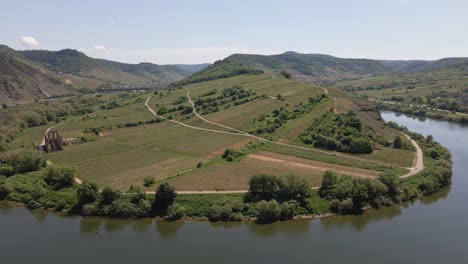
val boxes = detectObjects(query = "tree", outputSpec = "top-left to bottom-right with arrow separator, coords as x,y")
393,135 -> 402,149
143,176 -> 155,187
378,173 -> 401,197
279,174 -> 311,205
32,183 -> 47,200
77,182 -> 99,204
1,149 -> 46,173
43,164 -> 75,190
248,174 -> 283,201
350,180 -> 369,211
319,170 -> 338,198
100,186 -> 122,205
153,183 -> 177,214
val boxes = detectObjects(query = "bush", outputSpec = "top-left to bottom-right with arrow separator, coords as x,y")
229,212 -> 244,221
279,201 -> 295,220
143,176 -> 155,187
27,200 -> 41,209
208,204 -> 232,221
167,204 -> 185,221
109,199 -> 141,218
330,198 -> 353,214
378,173 -> 401,197
0,165 -> 14,177
256,200 -> 281,223
77,182 -> 99,205
0,182 -> 13,199
43,164 -> 75,190
32,183 -> 47,200
99,186 -> 122,205
82,203 -> 98,216
1,149 -> 46,173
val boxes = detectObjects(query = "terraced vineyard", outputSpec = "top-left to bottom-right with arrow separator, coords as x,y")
15,73 -> 416,191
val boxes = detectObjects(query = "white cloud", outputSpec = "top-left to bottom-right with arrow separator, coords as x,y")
93,45 -> 106,51
81,46 -> 282,64
20,36 -> 40,48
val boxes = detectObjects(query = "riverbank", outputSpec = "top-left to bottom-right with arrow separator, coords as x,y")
0,115 -> 453,223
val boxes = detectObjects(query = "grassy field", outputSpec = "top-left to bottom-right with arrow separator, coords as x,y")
167,150 -> 381,191
48,121 -> 250,190
6,73 -> 414,193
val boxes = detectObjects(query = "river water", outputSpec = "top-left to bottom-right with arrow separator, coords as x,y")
0,111 -> 467,264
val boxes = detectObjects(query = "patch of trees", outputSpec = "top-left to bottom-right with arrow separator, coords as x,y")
0,162 -> 78,210
0,149 -> 46,174
252,94 -> 328,137
300,111 -> 374,153
194,85 -> 257,115
280,71 -> 292,79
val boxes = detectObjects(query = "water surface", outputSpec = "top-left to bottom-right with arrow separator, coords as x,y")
1,111 -> 466,263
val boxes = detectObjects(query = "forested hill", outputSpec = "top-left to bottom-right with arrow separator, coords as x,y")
0,45 -> 208,104
175,51 -> 468,85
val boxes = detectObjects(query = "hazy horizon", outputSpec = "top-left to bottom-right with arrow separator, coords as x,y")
1,0 -> 467,64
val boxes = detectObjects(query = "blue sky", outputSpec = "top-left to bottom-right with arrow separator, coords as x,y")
1,0 -> 467,64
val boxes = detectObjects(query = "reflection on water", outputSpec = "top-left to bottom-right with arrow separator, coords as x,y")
246,219 -> 311,237
419,186 -> 451,206
155,219 -> 185,239
320,205 -> 402,231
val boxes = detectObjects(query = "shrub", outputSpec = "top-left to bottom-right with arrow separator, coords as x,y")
143,176 -> 155,187
82,203 -> 98,216
77,182 -> 99,205
32,183 -> 47,200
208,204 -> 223,221
1,149 -> 46,173
43,164 -> 75,190
0,182 -> 13,199
27,200 -> 41,209
378,173 -> 401,197
229,212 -> 244,221
0,165 -> 14,177
167,204 -> 185,221
99,186 -> 122,205
109,199 -> 141,218
279,201 -> 295,220
330,198 -> 353,214
256,200 -> 281,223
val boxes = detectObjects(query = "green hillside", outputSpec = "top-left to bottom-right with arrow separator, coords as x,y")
0,45 -> 206,104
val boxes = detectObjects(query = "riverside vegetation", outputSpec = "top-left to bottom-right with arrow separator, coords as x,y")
0,126 -> 452,223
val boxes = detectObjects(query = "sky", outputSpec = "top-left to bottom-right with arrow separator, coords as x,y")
1,0 -> 467,64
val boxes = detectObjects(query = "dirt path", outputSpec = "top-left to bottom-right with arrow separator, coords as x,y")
401,134 -> 424,178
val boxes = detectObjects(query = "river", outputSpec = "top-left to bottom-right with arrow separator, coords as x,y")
0,111 -> 467,263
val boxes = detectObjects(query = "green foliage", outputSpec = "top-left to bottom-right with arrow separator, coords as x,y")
143,176 -> 155,187
153,182 -> 177,215
247,174 -> 312,206
77,182 -> 99,205
393,135 -> 402,149
256,200 -> 282,223
0,181 -> 13,199
167,203 -> 186,221
1,149 -> 46,174
300,111 -> 374,153
221,148 -> 245,161
280,70 -> 292,79
378,173 -> 401,197
99,186 -> 122,205
43,164 -> 75,190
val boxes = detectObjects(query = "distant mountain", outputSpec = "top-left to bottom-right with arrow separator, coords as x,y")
176,51 -> 468,85
172,63 -> 211,73
0,45 -> 204,104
